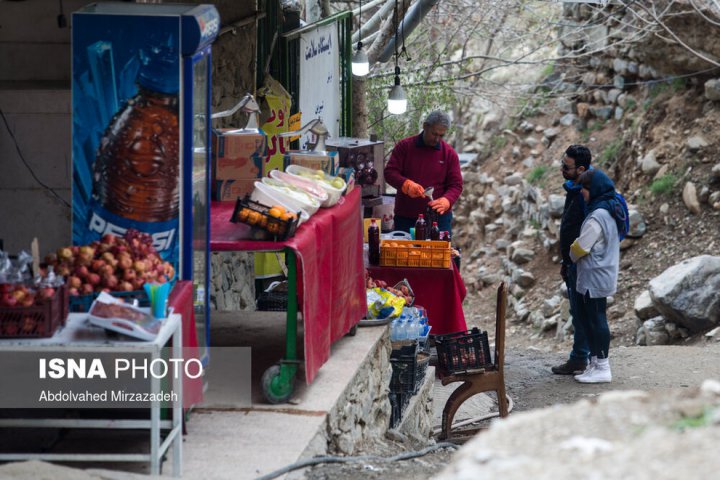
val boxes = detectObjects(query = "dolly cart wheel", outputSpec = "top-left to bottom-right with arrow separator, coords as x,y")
261,363 -> 297,404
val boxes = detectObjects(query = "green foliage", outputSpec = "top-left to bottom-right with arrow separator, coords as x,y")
671,77 -> 687,92
597,140 -> 623,166
366,73 -> 456,155
670,407 -> 716,432
492,135 -> 508,152
580,119 -> 607,142
625,98 -> 637,111
650,174 -> 678,196
527,166 -> 548,185
528,218 -> 541,230
541,62 -> 555,78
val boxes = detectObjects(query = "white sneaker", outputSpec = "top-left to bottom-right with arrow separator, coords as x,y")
575,358 -> 611,384
574,356 -> 598,381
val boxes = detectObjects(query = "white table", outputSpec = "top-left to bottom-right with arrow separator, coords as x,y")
0,313 -> 183,477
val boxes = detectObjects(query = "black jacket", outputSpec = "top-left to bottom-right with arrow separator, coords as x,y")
559,182 -> 586,267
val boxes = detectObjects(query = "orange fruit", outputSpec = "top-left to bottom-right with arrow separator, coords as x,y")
247,210 -> 261,225
280,212 -> 297,222
268,207 -> 283,218
237,208 -> 250,222
271,205 -> 287,215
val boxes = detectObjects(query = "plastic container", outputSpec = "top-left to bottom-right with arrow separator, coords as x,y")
0,285 -> 68,338
250,182 -> 310,225
261,178 -> 320,216
435,327 -> 493,375
380,239 -> 451,268
232,195 -> 301,241
285,164 -> 346,207
269,170 -> 329,206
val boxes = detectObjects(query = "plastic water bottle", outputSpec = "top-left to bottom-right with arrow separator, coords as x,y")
414,214 -> 427,241
368,219 -> 380,266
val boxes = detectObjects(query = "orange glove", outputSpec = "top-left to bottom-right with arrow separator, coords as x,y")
429,197 -> 451,214
401,179 -> 425,199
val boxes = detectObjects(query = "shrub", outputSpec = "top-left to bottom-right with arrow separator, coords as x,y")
527,166 -> 548,185
650,174 -> 678,196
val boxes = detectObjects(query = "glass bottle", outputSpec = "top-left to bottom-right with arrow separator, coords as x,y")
414,214 -> 427,241
368,219 -> 380,266
430,221 -> 440,240
92,45 -> 180,222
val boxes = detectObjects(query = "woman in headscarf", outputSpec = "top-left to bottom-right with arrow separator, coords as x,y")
569,169 -> 620,383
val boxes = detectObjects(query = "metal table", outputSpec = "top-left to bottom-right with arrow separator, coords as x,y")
0,313 -> 183,476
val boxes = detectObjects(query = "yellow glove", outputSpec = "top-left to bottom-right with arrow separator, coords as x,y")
402,179 -> 426,199
429,197 -> 451,214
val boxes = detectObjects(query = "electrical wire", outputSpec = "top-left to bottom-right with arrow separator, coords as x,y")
254,442 -> 460,480
0,108 -> 70,210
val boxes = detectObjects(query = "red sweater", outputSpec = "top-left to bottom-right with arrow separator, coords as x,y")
384,133 -> 463,218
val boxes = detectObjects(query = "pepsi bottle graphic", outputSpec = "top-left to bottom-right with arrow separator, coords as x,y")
93,45 -> 179,222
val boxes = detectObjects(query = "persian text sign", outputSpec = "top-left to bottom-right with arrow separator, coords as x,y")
299,23 -> 340,149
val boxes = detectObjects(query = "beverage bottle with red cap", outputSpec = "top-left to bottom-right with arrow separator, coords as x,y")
368,219 -> 380,265
414,214 -> 427,240
430,221 -> 440,241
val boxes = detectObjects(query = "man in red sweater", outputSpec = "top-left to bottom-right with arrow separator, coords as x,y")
384,110 -> 463,235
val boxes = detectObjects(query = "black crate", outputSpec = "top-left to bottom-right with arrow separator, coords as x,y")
256,291 -> 288,311
69,290 -> 150,313
435,327 -> 492,375
231,195 -> 300,241
389,342 -> 427,394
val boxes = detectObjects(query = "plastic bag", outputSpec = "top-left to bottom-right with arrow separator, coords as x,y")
366,287 -> 406,320
384,278 -> 415,306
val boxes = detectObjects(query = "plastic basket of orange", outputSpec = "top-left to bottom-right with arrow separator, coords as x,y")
231,195 -> 300,241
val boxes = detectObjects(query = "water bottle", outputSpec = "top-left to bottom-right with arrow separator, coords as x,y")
92,45 -> 180,223
368,219 -> 380,266
414,214 -> 427,241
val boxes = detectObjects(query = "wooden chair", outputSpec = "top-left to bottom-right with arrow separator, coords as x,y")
438,282 -> 509,441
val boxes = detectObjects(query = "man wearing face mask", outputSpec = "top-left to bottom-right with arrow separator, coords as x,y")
551,144 -> 592,375
384,110 -> 463,236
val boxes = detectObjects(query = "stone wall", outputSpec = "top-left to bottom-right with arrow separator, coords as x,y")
209,252 -> 255,311
322,330 -> 393,455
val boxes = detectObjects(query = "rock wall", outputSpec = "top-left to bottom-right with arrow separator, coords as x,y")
322,330 -> 393,455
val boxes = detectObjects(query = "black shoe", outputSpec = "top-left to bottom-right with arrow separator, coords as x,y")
551,359 -> 587,375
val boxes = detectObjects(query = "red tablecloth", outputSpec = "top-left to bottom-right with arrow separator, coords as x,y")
168,281 -> 204,409
210,189 -> 366,384
367,263 -> 467,335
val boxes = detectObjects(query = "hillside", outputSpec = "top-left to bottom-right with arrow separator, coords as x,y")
457,72 -> 720,356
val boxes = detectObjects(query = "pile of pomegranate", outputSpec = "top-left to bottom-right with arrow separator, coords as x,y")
45,230 -> 175,297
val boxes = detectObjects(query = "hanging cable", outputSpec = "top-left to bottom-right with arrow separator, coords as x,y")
0,109 -> 71,209
401,0 -> 411,61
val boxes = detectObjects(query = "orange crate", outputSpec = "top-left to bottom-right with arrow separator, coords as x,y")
0,285 -> 69,338
380,240 -> 451,269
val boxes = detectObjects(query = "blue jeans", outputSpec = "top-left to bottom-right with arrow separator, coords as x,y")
566,265 -> 590,363
573,289 -> 610,359
394,211 -> 453,237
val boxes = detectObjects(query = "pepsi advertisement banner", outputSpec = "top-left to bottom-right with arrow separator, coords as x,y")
71,12 -> 181,268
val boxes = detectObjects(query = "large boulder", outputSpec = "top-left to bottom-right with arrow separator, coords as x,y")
648,256 -> 720,333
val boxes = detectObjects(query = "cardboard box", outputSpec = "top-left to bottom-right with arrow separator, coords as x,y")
212,128 -> 267,201
213,128 -> 266,180
214,178 -> 259,202
284,151 -> 339,176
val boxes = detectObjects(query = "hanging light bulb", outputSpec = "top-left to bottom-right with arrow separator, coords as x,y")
352,0 -> 369,77
351,41 -> 369,76
387,66 -> 407,115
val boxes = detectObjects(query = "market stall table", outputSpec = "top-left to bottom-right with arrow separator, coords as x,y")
210,188 -> 366,403
0,313 -> 183,476
367,262 -> 467,335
